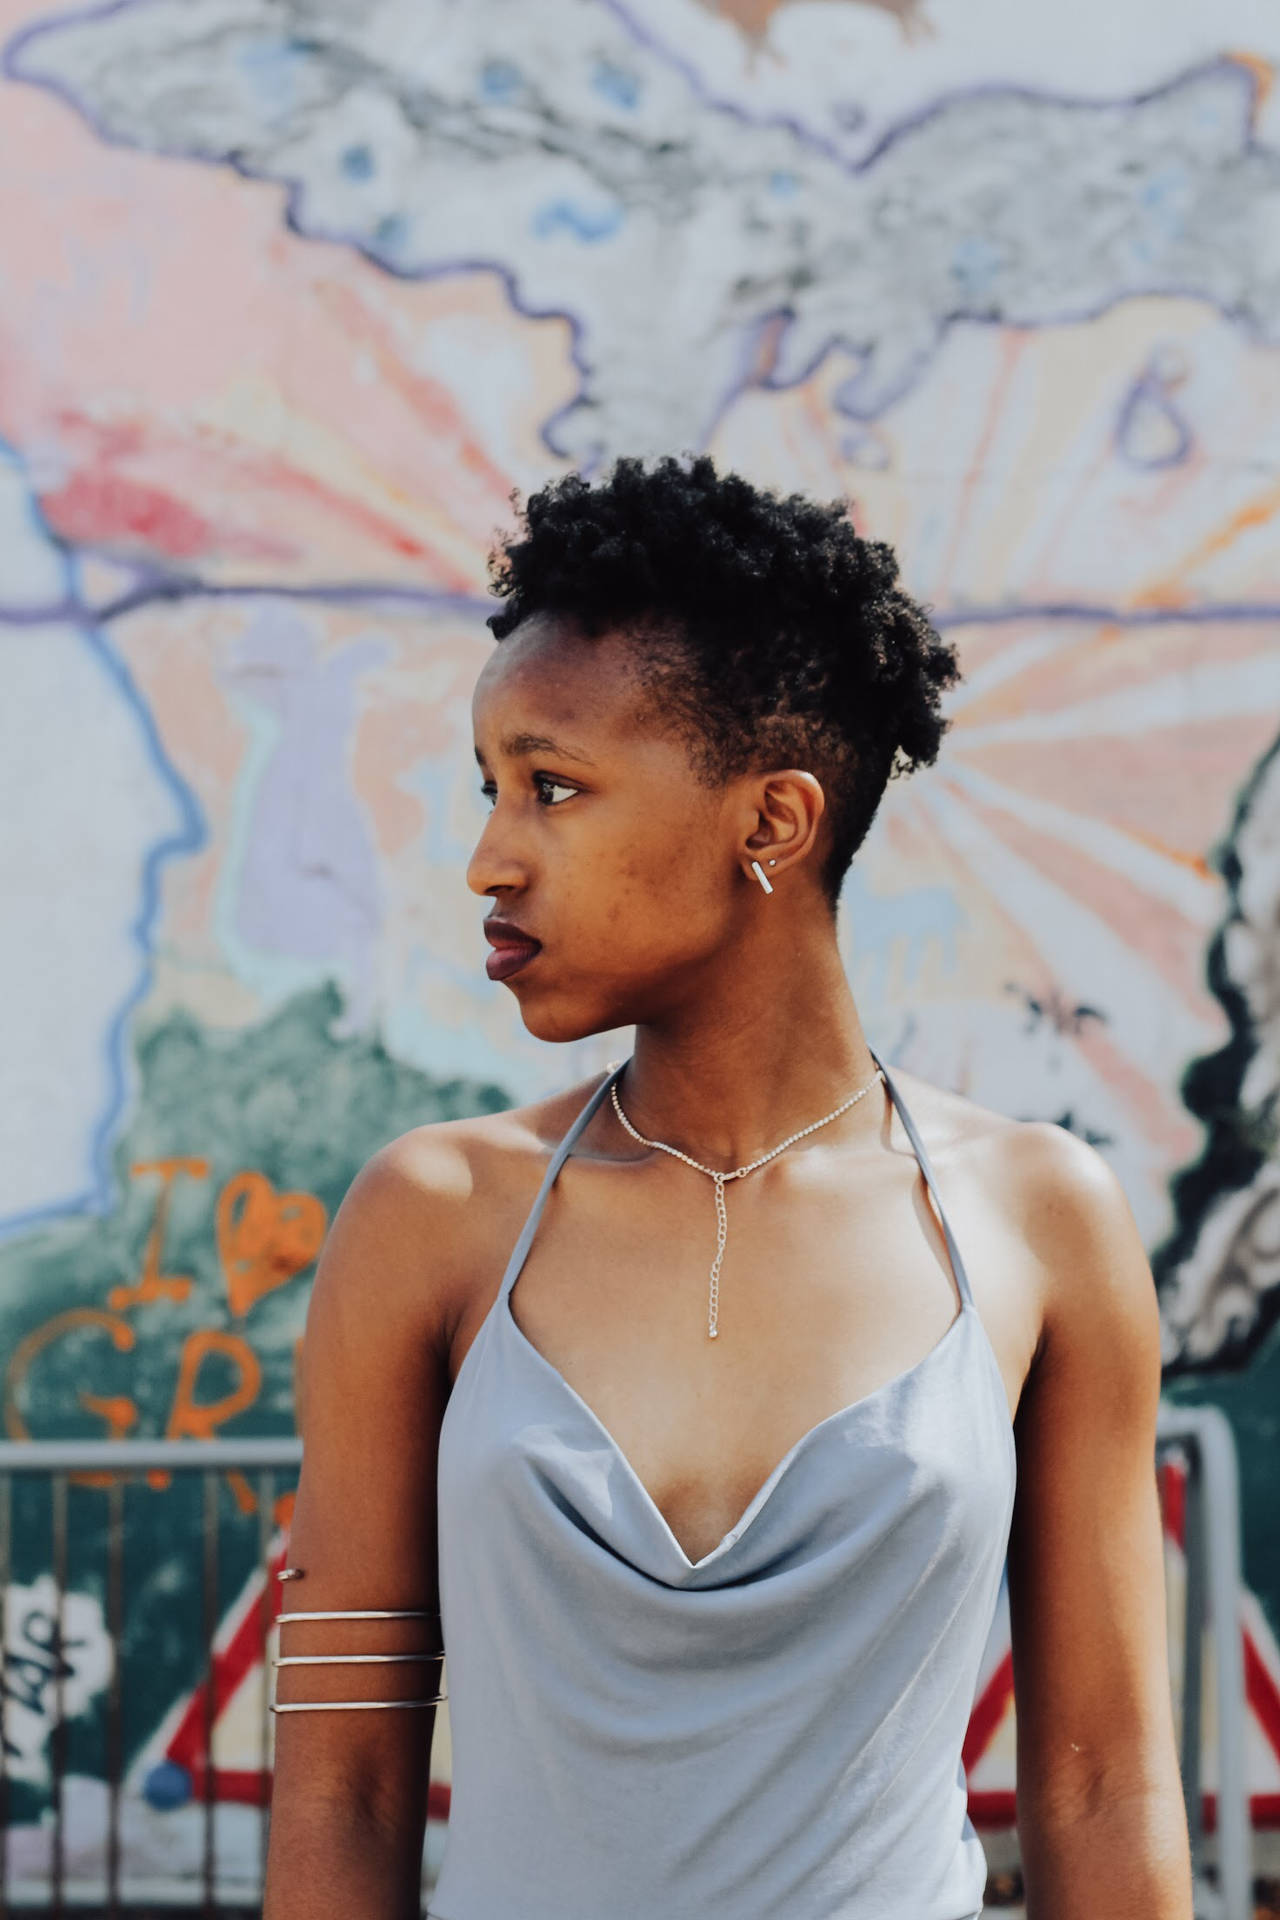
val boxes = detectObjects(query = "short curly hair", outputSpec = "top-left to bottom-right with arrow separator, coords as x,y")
486,454 -> 959,904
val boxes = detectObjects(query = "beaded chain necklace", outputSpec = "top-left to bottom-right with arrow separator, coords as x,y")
609,1063 -> 886,1339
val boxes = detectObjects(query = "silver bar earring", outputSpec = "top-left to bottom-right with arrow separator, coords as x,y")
750,859 -> 774,895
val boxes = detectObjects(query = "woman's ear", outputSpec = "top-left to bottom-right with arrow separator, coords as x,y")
742,769 -> 826,881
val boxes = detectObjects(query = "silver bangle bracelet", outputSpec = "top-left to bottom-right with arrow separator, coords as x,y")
277,1608 -> 439,1623
274,1653 -> 442,1666
270,1693 -> 447,1713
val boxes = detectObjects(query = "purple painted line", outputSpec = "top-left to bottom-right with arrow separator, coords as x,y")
600,0 -> 855,168
95,574 -> 494,622
1,0 -> 136,73
850,54 -> 1265,176
695,306 -> 795,451
0,577 -> 494,627
932,602 -> 1280,628
602,8 -> 1265,185
4,584 -> 1280,632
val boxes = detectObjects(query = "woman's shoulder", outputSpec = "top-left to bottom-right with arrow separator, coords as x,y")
368,1069 -> 610,1206
888,1062 -> 1155,1370
319,1070 -> 611,1314
886,1059 -> 1120,1207
296,1073 -> 610,1396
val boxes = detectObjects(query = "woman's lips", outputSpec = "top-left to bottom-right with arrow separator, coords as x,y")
483,920 -> 542,982
485,941 -> 540,982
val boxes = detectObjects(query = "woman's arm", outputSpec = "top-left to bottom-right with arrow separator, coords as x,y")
262,1130 -> 474,1920
1005,1124 -> 1194,1920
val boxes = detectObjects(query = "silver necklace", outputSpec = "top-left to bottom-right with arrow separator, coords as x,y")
609,1062 -> 885,1341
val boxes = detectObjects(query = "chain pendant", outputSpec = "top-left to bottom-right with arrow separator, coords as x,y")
708,1173 -> 729,1339
609,1063 -> 885,1343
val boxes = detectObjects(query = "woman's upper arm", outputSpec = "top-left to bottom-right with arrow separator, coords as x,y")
1004,1124 -> 1184,1826
269,1128 -> 475,1823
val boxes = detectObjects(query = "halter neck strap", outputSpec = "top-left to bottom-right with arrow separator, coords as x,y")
497,1063 -> 624,1302
868,1046 -> 974,1310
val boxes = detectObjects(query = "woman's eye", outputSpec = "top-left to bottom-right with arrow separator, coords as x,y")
534,776 -> 578,806
479,783 -> 497,808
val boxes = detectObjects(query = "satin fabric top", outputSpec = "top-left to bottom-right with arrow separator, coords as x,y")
431,1050 -> 1017,1920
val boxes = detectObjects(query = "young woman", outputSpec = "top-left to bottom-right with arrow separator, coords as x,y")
263,457 -> 1192,1920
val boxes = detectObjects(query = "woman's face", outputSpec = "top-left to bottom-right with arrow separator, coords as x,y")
468,614 -> 747,1043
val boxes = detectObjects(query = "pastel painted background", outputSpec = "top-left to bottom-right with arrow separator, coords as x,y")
3,0 -> 1280,1897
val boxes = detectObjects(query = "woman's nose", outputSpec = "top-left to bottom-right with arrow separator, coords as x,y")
466,806 -> 529,898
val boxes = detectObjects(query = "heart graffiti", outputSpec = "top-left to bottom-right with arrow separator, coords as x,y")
216,1172 -> 327,1319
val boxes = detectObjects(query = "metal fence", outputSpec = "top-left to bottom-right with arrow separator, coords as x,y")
0,1414 -> 1252,1916
0,1438 -> 301,1917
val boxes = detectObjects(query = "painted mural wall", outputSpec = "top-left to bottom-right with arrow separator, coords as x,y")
3,0 -> 1280,1895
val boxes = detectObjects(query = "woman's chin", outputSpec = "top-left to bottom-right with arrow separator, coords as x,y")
512,991 -> 622,1047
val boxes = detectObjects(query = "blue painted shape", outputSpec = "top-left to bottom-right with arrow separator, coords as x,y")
374,212 -> 408,253
591,57 -> 641,109
235,35 -> 306,119
479,58 -> 523,103
340,143 -> 375,182
81,624 -> 207,1210
949,234 -> 1005,300
769,170 -> 799,197
1140,164 -> 1192,238
533,197 -> 624,244
144,1760 -> 192,1810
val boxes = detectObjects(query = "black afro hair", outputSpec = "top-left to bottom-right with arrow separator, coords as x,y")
486,454 -> 960,903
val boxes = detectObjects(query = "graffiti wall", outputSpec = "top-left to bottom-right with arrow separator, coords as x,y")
3,0 -> 1280,1892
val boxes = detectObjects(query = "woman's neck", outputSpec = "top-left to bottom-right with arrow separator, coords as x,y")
620,913 -> 881,1168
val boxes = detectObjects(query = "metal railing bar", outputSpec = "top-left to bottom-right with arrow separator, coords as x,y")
1182,1446 -> 1206,1871
0,1471 -> 9,1920
1197,1410 -> 1250,1920
202,1471 -> 218,1920
1156,1405 -> 1251,1920
0,1440 -> 302,1473
257,1469 -> 274,1893
50,1473 -> 67,1918
105,1475 -> 124,1920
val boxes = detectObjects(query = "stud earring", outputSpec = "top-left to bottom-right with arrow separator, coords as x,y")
750,859 -> 774,895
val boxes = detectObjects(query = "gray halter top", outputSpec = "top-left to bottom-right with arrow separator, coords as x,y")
432,1051 -> 1017,1920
